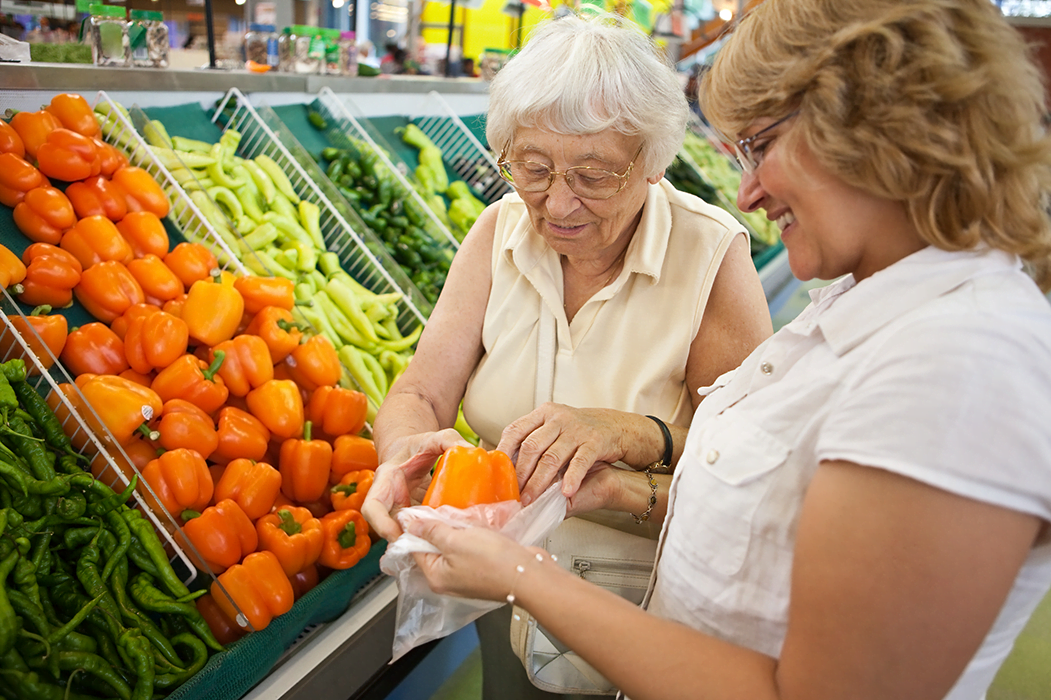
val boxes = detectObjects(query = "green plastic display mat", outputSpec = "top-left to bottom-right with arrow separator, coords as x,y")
168,542 -> 387,700
141,102 -> 226,145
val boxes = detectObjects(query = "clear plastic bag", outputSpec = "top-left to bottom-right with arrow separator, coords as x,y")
380,484 -> 568,661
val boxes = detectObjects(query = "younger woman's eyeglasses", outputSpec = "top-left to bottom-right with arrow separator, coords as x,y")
733,111 -> 798,174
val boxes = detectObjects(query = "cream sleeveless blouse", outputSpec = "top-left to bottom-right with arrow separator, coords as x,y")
462,179 -> 745,447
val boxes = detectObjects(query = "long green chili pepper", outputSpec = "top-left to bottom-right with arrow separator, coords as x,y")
29,530 -> 51,578
12,553 -> 40,610
37,587 -> 62,629
118,630 -> 155,700
101,535 -> 185,669
129,573 -> 224,652
0,370 -> 18,411
0,548 -> 22,657
75,534 -> 124,642
153,632 -> 208,691
55,490 -> 87,520
4,412 -> 55,481
121,509 -> 190,598
85,476 -> 136,517
126,536 -> 160,579
101,509 -> 131,583
23,651 -> 133,700
0,670 -> 98,700
6,588 -> 49,637
10,379 -> 78,459
0,645 -> 27,672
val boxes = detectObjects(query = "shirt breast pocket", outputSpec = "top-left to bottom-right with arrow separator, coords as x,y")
679,413 -> 790,577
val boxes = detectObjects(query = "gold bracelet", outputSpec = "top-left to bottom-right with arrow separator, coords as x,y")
631,466 -> 658,524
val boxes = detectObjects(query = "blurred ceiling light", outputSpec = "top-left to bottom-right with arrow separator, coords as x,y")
719,8 -> 733,20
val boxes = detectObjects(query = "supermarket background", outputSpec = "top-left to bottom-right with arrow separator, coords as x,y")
3,1 -> 1051,699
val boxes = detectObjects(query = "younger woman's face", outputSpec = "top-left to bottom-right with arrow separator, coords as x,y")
735,118 -> 922,283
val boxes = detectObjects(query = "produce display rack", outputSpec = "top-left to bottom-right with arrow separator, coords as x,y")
314,86 -> 461,251
213,88 -> 434,331
407,90 -> 513,206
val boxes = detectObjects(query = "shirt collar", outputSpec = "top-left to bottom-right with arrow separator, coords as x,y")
817,245 -> 1023,355
501,181 -> 672,285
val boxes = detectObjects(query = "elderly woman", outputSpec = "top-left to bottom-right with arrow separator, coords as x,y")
399,1 -> 1051,699
362,12 -> 772,699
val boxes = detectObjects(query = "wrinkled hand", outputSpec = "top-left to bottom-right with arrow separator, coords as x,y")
407,516 -> 540,602
361,428 -> 468,541
564,463 -> 623,518
496,403 -> 629,505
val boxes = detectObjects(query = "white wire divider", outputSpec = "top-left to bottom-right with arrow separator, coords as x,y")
0,285 -> 213,590
213,88 -> 432,333
315,87 -> 460,250
93,91 -> 249,275
407,90 -> 511,206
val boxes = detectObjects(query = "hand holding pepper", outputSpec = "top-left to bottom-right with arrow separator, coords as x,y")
422,445 -> 520,509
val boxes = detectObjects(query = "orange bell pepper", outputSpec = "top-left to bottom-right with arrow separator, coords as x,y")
65,176 -> 128,222
60,215 -> 134,269
0,153 -> 50,208
0,243 -> 27,291
330,469 -> 375,512
209,334 -> 273,398
245,306 -> 302,363
92,138 -> 128,178
246,379 -> 304,441
119,368 -> 154,387
151,353 -> 230,416
45,93 -> 100,138
110,303 -> 160,340
289,563 -> 320,601
0,306 -> 68,372
233,276 -> 295,314
196,593 -> 246,645
318,509 -> 370,570
210,550 -> 294,632
36,128 -> 101,182
213,407 -> 271,463
307,386 -> 368,440
284,335 -> 342,393
278,421 -> 332,504
74,260 -> 145,324
256,506 -> 324,577
164,242 -> 217,288
59,322 -> 128,377
181,498 -> 258,574
140,447 -> 213,519
124,311 -> 188,375
0,119 -> 25,158
153,398 -> 218,459
330,435 -> 379,486
9,110 -> 60,161
213,457 -> 281,520
13,185 -> 77,245
78,374 -> 163,445
183,277 -> 245,347
112,166 -> 170,218
116,211 -> 169,259
126,255 -> 184,307
422,445 -> 521,509
90,435 -> 157,491
17,243 -> 81,309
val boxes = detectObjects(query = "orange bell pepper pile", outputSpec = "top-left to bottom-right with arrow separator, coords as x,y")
0,94 -> 389,644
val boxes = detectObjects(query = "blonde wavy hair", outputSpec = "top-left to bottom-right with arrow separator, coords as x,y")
701,0 -> 1051,290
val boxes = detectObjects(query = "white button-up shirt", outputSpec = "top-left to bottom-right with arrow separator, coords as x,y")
646,246 -> 1051,699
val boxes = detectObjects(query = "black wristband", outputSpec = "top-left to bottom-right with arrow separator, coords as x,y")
645,415 -> 673,469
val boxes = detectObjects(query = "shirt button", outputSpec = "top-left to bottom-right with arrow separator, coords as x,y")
760,361 -> 774,375
706,449 -> 719,464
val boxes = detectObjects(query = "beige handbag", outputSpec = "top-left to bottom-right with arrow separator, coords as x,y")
509,516 -> 657,694
508,307 -> 659,695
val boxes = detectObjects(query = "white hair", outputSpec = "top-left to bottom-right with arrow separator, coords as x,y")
485,12 -> 687,178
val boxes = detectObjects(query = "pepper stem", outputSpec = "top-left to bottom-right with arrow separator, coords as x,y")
303,421 -> 313,442
276,319 -> 303,332
29,305 -> 52,317
203,351 -> 225,382
337,522 -> 357,549
136,423 -> 160,441
332,482 -> 358,496
277,508 -> 302,536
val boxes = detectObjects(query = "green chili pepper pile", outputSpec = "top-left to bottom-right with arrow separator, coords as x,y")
316,141 -> 454,306
0,358 -> 222,700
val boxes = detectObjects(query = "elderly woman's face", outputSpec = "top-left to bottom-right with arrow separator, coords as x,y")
507,127 -> 654,260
